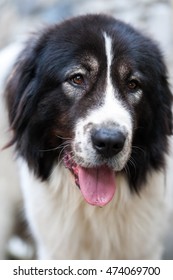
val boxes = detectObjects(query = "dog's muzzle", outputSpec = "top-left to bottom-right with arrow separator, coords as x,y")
64,121 -> 131,207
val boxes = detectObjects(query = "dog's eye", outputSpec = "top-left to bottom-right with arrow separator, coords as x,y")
70,74 -> 84,86
127,79 -> 139,90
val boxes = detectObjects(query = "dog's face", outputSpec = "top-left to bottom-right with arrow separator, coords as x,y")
6,15 -> 172,206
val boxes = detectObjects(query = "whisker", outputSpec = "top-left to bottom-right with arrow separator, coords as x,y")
57,144 -> 71,162
56,135 -> 72,141
132,145 -> 145,156
128,156 -> 137,177
124,164 -> 130,177
39,140 -> 72,153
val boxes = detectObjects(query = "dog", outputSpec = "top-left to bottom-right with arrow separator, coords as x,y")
3,14 -> 173,259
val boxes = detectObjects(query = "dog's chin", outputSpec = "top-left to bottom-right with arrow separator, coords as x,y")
63,152 -> 126,207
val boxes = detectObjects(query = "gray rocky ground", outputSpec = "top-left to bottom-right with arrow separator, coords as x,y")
0,0 -> 173,259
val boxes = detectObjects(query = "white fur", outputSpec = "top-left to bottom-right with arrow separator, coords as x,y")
18,154 -> 172,259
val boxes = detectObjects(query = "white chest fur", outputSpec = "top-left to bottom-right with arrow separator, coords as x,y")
18,158 -> 170,260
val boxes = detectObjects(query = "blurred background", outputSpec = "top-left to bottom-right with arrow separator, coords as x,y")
0,0 -> 173,259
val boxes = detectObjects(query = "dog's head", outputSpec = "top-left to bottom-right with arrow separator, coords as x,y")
6,14 -> 172,206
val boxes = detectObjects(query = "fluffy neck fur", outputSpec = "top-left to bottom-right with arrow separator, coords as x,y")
19,159 -> 168,259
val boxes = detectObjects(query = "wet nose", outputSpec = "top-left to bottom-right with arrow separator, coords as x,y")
91,128 -> 126,158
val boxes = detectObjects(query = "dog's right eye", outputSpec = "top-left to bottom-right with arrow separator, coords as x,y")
127,79 -> 139,90
70,74 -> 84,86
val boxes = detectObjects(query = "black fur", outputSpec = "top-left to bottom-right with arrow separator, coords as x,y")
5,14 -> 172,191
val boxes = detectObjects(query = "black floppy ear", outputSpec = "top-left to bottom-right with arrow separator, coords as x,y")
4,36 -> 59,180
5,38 -> 39,134
159,76 -> 173,136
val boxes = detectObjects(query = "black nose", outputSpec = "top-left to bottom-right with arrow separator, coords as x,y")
91,128 -> 126,158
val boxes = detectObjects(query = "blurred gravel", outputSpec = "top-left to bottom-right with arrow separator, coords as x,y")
0,0 -> 172,80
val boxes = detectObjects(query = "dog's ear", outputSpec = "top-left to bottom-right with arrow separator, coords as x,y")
5,38 -> 39,135
4,36 -> 59,179
158,73 -> 173,136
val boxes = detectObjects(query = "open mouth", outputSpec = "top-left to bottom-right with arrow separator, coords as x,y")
63,153 -> 116,207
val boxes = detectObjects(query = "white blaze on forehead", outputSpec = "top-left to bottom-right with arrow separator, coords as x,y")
73,33 -> 133,169
99,32 -> 132,129
75,33 -> 132,131
74,33 -> 132,146
104,32 -> 112,86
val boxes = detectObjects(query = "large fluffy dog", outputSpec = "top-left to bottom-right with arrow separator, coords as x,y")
4,14 -> 173,259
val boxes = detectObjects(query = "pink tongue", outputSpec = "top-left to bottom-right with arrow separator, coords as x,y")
78,166 -> 116,207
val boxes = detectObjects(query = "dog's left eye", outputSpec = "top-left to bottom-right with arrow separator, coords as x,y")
70,74 -> 84,86
127,79 -> 139,90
